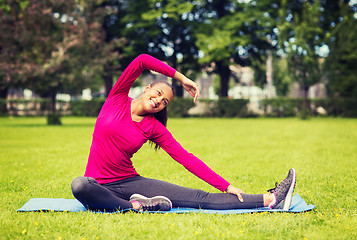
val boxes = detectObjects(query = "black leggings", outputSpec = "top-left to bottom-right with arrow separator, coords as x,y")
71,176 -> 264,212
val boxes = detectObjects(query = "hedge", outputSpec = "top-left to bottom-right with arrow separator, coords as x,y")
198,99 -> 250,117
69,98 -> 250,118
1,97 -> 355,118
70,98 -> 106,116
0,98 -> 67,116
261,97 -> 357,117
70,98 -> 196,118
167,98 -> 195,118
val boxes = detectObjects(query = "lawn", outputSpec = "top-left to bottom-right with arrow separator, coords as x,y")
0,117 -> 356,239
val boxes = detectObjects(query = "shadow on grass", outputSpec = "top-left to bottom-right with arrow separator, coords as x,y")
1,123 -> 95,128
0,116 -> 96,128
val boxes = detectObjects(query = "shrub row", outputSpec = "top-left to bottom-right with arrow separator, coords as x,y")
261,97 -> 357,117
68,98 -> 250,118
198,99 -> 251,117
167,98 -> 196,118
70,98 -> 106,117
1,97 -> 356,118
0,99 -> 68,116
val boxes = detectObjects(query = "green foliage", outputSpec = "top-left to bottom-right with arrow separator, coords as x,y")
0,0 -> 123,119
312,98 -> 357,117
0,99 -> 7,116
262,97 -> 357,117
324,6 -> 357,101
262,98 -> 303,117
273,56 -> 292,96
167,98 -> 195,118
47,113 -> 62,125
194,0 -> 276,97
120,0 -> 201,96
0,98 -> 69,116
1,0 -> 356,120
1,117 -> 357,239
298,108 -> 311,120
215,98 -> 249,118
70,99 -> 106,117
280,1 -> 323,88
211,74 -> 235,97
198,99 -> 250,118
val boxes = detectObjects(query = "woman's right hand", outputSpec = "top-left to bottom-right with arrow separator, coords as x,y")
226,185 -> 245,202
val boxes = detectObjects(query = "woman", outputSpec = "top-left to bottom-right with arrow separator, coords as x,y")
71,54 -> 296,212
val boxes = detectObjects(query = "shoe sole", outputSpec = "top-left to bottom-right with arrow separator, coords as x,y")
282,168 -> 296,211
130,194 -> 173,210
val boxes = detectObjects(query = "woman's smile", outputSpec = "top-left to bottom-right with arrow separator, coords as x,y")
150,98 -> 158,108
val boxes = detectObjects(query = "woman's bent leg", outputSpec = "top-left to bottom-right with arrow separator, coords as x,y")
71,177 -> 132,212
105,176 -> 264,210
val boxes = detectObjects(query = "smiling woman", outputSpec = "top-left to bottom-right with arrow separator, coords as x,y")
71,54 -> 295,212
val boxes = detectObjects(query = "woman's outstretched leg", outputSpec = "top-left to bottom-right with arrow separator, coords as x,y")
103,176 -> 266,210
105,168 -> 296,210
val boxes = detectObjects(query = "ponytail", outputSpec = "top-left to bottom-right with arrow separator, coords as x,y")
150,106 -> 168,150
149,81 -> 174,151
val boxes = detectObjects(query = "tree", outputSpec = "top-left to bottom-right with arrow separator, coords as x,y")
195,0 -> 278,97
139,0 -> 201,97
324,1 -> 357,101
0,0 -> 77,121
278,0 -> 324,114
273,56 -> 291,96
0,0 -> 119,123
106,0 -> 201,97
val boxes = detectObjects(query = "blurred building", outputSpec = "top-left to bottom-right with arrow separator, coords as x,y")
289,82 -> 327,98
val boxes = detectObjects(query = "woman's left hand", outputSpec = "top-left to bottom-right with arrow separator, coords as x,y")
226,185 -> 245,202
174,72 -> 200,102
181,77 -> 200,103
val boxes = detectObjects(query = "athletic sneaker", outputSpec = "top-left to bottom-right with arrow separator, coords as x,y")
129,194 -> 172,212
267,168 -> 296,210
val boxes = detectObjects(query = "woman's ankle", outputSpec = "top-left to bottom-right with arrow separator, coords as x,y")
263,193 -> 275,207
130,200 -> 141,210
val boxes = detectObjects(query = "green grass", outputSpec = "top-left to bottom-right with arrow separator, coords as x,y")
0,117 -> 356,239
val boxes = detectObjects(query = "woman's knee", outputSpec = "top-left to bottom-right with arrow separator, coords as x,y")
71,177 -> 93,198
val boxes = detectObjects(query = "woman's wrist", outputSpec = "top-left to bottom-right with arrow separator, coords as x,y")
173,71 -> 185,84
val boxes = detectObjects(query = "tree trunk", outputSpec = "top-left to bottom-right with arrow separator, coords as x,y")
0,86 -> 8,99
216,60 -> 230,97
303,85 -> 310,112
0,85 -> 8,115
50,91 -> 56,114
172,79 -> 183,97
104,74 -> 113,98
300,85 -> 310,119
170,55 -> 183,97
47,89 -> 61,125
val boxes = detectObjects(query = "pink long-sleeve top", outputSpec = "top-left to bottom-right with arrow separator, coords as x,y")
84,54 -> 230,192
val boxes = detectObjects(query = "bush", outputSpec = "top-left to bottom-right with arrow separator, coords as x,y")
198,98 -> 250,117
1,98 -> 51,116
167,98 -> 195,118
261,98 -> 304,117
0,100 -> 7,116
215,98 -> 249,117
47,113 -> 62,125
262,97 -> 357,118
311,98 -> 357,117
70,98 -> 106,116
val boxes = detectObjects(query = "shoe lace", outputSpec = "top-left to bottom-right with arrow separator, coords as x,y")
267,182 -> 278,193
142,203 -> 159,211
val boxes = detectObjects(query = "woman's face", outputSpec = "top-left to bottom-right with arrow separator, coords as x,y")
142,82 -> 174,113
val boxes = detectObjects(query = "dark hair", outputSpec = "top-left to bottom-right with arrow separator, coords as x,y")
150,81 -> 174,150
